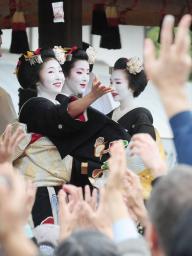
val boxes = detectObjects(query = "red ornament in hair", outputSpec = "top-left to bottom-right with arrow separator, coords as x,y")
34,48 -> 42,55
68,46 -> 78,54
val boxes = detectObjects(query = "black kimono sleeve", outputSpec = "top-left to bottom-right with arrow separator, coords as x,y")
19,96 -> 86,137
118,107 -> 156,140
19,94 -> 131,181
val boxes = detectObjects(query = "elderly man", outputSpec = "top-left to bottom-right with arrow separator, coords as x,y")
146,165 -> 192,256
0,29 -> 17,134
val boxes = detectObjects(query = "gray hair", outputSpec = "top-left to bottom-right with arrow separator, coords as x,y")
55,229 -> 120,256
147,165 -> 192,255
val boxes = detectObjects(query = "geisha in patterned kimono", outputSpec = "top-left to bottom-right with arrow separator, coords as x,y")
14,47 -> 130,226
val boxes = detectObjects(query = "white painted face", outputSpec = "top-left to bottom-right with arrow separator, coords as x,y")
110,69 -> 133,101
66,60 -> 90,95
39,58 -> 65,94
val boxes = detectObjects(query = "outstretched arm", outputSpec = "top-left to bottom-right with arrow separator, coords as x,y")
67,79 -> 113,118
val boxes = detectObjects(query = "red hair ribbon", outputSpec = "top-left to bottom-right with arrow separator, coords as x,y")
34,48 -> 42,55
68,46 -> 78,54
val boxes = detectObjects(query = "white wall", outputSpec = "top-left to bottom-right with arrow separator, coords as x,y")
1,27 -> 39,51
83,25 -> 145,66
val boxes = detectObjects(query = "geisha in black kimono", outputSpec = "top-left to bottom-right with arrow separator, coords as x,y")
111,57 -> 165,198
16,48 -> 130,226
111,57 -> 156,139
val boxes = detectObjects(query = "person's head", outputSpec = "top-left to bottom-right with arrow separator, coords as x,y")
55,229 -> 119,256
17,48 -> 65,109
0,29 -> 3,57
62,48 -> 91,96
169,207 -> 192,256
146,165 -> 192,256
111,57 -> 148,102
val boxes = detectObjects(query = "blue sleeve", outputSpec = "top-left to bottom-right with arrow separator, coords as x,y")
170,111 -> 192,165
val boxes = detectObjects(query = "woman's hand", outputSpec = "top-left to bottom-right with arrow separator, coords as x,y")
123,169 -> 148,227
0,124 -> 25,164
130,134 -> 167,178
0,163 -> 37,256
59,185 -> 113,240
0,163 -> 30,238
89,78 -> 113,99
144,15 -> 192,117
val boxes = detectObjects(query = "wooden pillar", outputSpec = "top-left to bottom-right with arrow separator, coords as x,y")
38,0 -> 82,48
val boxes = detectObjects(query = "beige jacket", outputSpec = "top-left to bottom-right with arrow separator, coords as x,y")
0,87 -> 17,134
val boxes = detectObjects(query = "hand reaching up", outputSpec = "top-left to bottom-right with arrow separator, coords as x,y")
91,78 -> 113,99
103,141 -> 130,223
144,15 -> 192,117
123,169 -> 148,227
59,142 -> 141,243
130,134 -> 167,178
0,124 -> 25,163
0,166 -> 25,237
0,162 -> 37,256
58,185 -> 112,241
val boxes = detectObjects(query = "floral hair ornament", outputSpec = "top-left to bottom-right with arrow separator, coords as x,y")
53,46 -> 66,64
126,57 -> 144,75
86,46 -> 96,64
24,50 -> 43,66
34,48 -> 42,55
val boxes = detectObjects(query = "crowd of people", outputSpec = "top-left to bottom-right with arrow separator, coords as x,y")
0,14 -> 192,256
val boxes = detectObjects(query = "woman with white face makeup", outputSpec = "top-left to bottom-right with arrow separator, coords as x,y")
111,57 -> 156,139
63,59 -> 90,97
62,49 -> 90,97
110,57 -> 165,199
62,46 -> 118,117
15,48 -> 130,226
61,48 -> 132,186
37,58 -> 65,98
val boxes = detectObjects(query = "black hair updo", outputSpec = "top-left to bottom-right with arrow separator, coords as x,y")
113,57 -> 148,97
17,48 -> 59,110
62,48 -> 90,77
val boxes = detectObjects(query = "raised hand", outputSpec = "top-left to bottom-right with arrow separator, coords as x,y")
0,162 -> 28,238
107,140 -> 127,191
144,15 -> 192,117
0,162 -> 38,256
91,78 -> 113,99
130,134 -> 167,178
0,124 -> 25,163
102,141 -> 130,223
59,184 -> 112,240
123,169 -> 148,226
